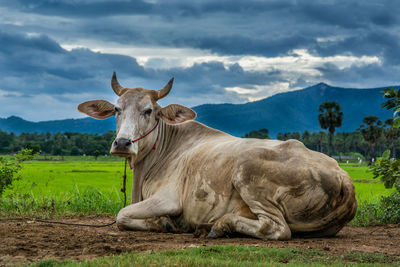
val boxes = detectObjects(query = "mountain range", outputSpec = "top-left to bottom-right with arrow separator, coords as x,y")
0,83 -> 397,137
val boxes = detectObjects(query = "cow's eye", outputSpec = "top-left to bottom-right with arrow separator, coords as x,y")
144,109 -> 152,115
114,107 -> 121,114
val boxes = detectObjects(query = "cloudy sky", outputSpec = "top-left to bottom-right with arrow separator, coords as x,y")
1,0 -> 399,121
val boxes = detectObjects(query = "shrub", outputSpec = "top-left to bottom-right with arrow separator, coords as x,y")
365,88 -> 400,224
351,201 -> 382,226
370,150 -> 400,191
351,193 -> 400,226
0,149 -> 35,196
380,191 -> 400,224
382,88 -> 400,127
369,150 -> 400,225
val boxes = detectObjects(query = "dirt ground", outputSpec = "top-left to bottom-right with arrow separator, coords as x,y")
1,216 -> 399,266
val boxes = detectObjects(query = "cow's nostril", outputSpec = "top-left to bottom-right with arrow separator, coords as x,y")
113,138 -> 131,150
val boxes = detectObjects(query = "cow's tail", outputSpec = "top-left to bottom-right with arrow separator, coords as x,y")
291,172 -> 357,237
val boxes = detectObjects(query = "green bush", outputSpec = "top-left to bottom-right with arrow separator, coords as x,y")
380,191 -> 400,224
382,88 -> 400,127
370,150 -> 400,190
368,152 -> 400,225
351,201 -> 382,226
351,192 -> 400,226
0,149 -> 35,196
373,88 -> 400,191
364,88 -> 400,225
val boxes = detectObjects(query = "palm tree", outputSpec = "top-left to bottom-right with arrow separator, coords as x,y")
318,101 -> 344,156
359,116 -> 383,163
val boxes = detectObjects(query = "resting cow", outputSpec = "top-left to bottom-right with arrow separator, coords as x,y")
77,73 -> 357,240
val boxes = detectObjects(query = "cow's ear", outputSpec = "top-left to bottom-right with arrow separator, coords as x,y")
77,100 -> 115,119
158,104 -> 196,124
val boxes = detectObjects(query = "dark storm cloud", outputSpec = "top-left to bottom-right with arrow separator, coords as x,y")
158,61 -> 285,105
297,1 -> 399,29
9,0 -> 154,18
0,31 -> 63,54
3,0 -> 398,66
4,0 -> 398,59
8,0 -> 294,18
0,30 -> 147,95
174,34 -> 315,57
1,0 -> 400,120
170,62 -> 282,91
11,0 -> 398,28
316,62 -> 400,89
315,31 -> 400,66
0,31 -> 281,104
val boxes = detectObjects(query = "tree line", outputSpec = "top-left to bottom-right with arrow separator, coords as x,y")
244,88 -> 400,162
0,119 -> 399,160
0,130 -> 115,157
244,128 -> 400,161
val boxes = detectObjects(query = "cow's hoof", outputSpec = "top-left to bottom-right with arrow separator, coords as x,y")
160,217 -> 178,233
207,229 -> 224,238
164,221 -> 174,232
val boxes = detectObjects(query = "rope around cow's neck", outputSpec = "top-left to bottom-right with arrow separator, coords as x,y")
121,158 -> 127,207
131,120 -> 160,150
1,159 -> 129,228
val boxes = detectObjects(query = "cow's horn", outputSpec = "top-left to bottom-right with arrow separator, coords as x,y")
157,77 -> 174,100
111,72 -> 124,96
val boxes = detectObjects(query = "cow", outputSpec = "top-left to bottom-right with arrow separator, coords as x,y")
77,73 -> 357,240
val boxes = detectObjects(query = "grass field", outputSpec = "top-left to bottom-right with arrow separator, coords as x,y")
9,156 -> 132,197
29,245 -> 398,267
0,156 -> 395,218
340,163 -> 394,203
1,156 -> 132,216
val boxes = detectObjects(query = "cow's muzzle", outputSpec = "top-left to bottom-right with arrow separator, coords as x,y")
110,138 -> 134,157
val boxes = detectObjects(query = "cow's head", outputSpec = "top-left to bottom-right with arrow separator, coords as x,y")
77,72 -> 196,167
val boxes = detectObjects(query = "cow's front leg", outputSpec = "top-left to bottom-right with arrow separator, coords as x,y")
208,213 -> 291,240
116,195 -> 181,231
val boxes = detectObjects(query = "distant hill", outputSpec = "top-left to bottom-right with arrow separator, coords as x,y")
0,116 -> 115,135
194,83 -> 398,137
0,83 -> 398,137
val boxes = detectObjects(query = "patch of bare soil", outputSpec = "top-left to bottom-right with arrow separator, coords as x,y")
1,216 -> 399,266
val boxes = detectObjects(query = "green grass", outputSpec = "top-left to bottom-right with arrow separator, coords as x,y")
340,163 -> 395,202
339,163 -> 397,226
353,182 -> 394,203
340,164 -> 375,180
11,156 -> 132,195
1,156 -> 132,217
27,245 -> 398,267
